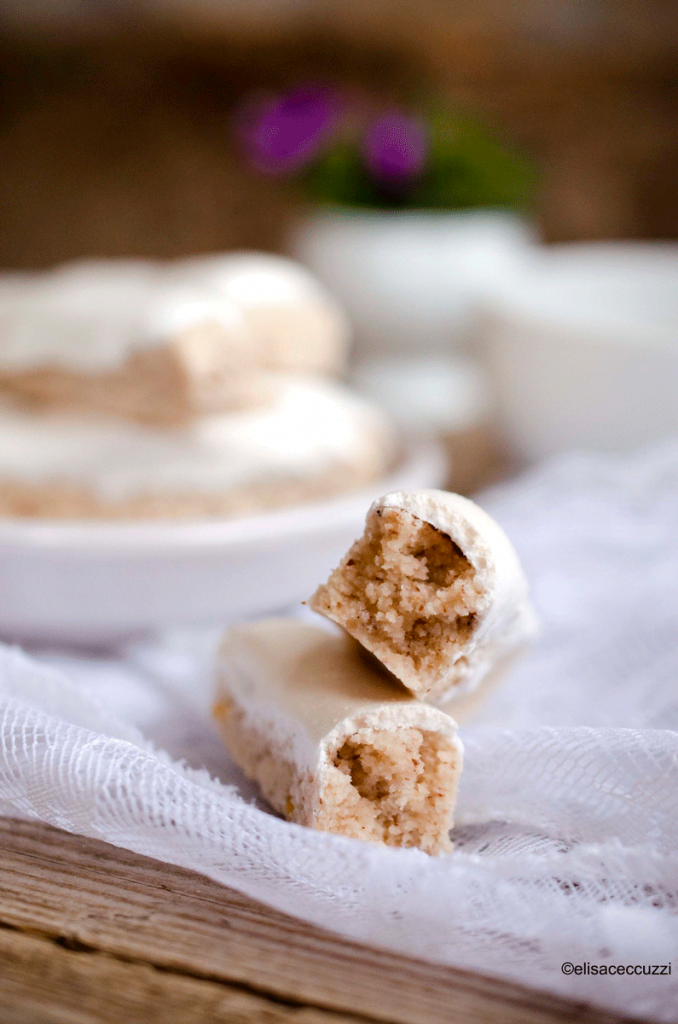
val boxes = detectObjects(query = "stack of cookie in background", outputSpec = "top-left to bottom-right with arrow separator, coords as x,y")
0,254 -> 394,520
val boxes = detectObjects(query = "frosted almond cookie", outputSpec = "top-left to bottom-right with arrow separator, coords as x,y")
173,252 -> 350,375
0,375 -> 393,519
214,619 -> 462,855
309,490 -> 534,704
0,273 -> 264,425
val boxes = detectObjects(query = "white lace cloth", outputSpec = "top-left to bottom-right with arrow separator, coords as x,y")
2,442 -> 678,1022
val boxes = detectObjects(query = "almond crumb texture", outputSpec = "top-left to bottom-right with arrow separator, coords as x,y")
310,489 -> 535,703
318,726 -> 458,854
310,507 -> 484,697
213,618 -> 463,855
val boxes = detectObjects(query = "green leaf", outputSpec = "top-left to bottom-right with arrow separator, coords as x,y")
297,107 -> 536,212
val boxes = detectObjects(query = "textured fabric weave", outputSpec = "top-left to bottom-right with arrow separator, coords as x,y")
2,441 -> 678,1021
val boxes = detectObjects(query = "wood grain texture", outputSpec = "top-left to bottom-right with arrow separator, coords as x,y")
0,818 -> 649,1024
0,928 -> 365,1024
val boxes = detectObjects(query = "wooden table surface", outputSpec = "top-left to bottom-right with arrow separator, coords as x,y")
0,817 -> 648,1024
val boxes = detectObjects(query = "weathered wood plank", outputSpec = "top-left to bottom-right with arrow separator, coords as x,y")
0,926 -> 365,1024
0,819 -> 646,1024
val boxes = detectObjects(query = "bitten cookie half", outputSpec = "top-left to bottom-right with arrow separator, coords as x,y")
214,619 -> 463,855
309,489 -> 535,704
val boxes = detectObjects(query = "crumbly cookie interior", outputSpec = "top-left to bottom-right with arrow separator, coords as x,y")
213,696 -> 459,855
311,508 -> 485,693
318,726 -> 459,855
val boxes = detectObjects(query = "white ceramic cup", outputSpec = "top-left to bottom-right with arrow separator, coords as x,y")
485,243 -> 678,462
290,208 -> 534,356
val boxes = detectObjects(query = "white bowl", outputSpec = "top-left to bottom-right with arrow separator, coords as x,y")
0,443 -> 446,647
290,208 -> 535,356
485,243 -> 678,461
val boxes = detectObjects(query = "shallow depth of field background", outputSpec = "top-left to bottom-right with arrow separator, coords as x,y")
0,0 -> 676,269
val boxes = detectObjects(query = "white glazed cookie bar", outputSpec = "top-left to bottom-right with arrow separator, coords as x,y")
0,375 -> 393,519
214,619 -> 463,855
309,489 -> 535,704
0,254 -> 350,425
0,272 -> 264,425
173,252 -> 350,376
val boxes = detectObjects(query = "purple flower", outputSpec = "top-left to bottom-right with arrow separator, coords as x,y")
239,85 -> 340,175
363,112 -> 428,187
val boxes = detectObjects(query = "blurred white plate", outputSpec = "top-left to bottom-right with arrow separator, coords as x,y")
0,442 -> 446,647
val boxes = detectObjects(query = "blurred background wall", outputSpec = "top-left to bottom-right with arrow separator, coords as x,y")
1,0 -> 677,269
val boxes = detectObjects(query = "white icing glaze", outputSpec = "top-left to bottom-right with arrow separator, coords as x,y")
144,283 -> 252,350
173,252 -> 350,371
371,489 -> 536,700
216,618 -> 461,778
52,257 -> 161,295
0,265 -> 252,373
0,375 -> 391,500
0,253 -> 348,374
0,276 -> 147,371
174,252 -> 336,308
